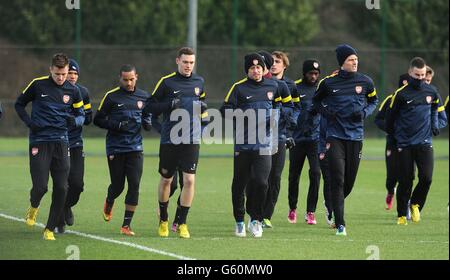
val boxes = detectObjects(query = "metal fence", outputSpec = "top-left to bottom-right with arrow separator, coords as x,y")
0,45 -> 448,137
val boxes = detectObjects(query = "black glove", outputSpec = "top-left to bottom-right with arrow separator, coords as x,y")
110,119 -> 129,132
28,122 -> 42,133
309,108 -> 318,116
432,127 -> 440,136
142,116 -> 152,131
286,137 -> 296,149
66,115 -> 76,127
351,111 -> 365,122
288,119 -> 297,130
84,112 -> 93,125
321,107 -> 336,121
142,122 -> 152,131
171,97 -> 181,110
200,101 -> 209,126
118,120 -> 129,131
200,101 -> 208,112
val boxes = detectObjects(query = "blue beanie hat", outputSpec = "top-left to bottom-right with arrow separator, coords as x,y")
69,59 -> 80,75
335,44 -> 357,66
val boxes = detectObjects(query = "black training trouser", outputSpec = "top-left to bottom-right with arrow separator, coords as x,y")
66,146 -> 85,208
327,138 -> 363,227
106,152 -> 143,206
319,152 -> 333,215
385,143 -> 399,195
263,142 -> 286,220
288,141 -> 321,212
396,145 -> 434,217
29,142 -> 70,231
232,151 -> 272,222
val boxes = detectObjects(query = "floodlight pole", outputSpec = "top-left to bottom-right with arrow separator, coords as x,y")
380,0 -> 387,98
187,0 -> 198,55
75,0 -> 81,62
231,0 -> 238,83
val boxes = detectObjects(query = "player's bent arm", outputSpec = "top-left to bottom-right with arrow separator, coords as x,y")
15,91 -> 34,127
385,93 -> 402,135
83,92 -> 93,125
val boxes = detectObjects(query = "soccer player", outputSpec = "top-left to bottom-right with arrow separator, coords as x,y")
381,66 -> 447,216
144,47 -> 207,239
374,93 -> 399,211
0,101 -> 3,119
288,59 -> 322,225
94,64 -> 151,236
221,53 -> 290,238
386,57 -> 441,225
313,44 -> 378,236
15,53 -> 85,240
55,59 -> 93,233
257,50 -> 296,229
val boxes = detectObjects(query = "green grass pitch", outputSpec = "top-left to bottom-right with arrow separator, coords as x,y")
0,138 -> 448,260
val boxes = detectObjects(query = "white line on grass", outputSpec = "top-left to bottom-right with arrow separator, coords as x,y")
0,212 -> 195,260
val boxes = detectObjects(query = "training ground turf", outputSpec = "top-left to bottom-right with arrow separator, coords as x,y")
0,138 -> 448,260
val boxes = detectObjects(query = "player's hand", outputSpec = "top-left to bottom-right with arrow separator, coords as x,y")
84,112 -> 93,125
171,98 -> 181,110
319,153 -> 326,160
351,111 -> 364,122
309,108 -> 318,116
286,137 -> 296,149
200,101 -> 208,112
142,115 -> 152,131
320,105 -> 337,121
66,115 -> 76,127
432,127 -> 440,136
28,122 -> 42,133
142,122 -> 152,131
118,120 -> 129,131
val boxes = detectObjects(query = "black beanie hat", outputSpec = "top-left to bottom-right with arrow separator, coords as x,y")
303,59 -> 321,75
398,73 -> 410,88
244,53 -> 265,74
258,50 -> 274,70
335,44 -> 357,66
69,59 -> 80,75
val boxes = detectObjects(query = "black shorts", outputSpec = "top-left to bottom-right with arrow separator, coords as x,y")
159,144 -> 199,178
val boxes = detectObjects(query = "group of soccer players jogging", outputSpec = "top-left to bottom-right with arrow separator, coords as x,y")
14,44 -> 448,240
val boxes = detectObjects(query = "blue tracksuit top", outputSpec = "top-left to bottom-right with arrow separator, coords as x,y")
221,77 -> 292,152
386,82 -> 440,148
94,87 -> 150,155
294,79 -> 321,142
313,70 -> 378,141
15,75 -> 85,144
144,72 -> 206,145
